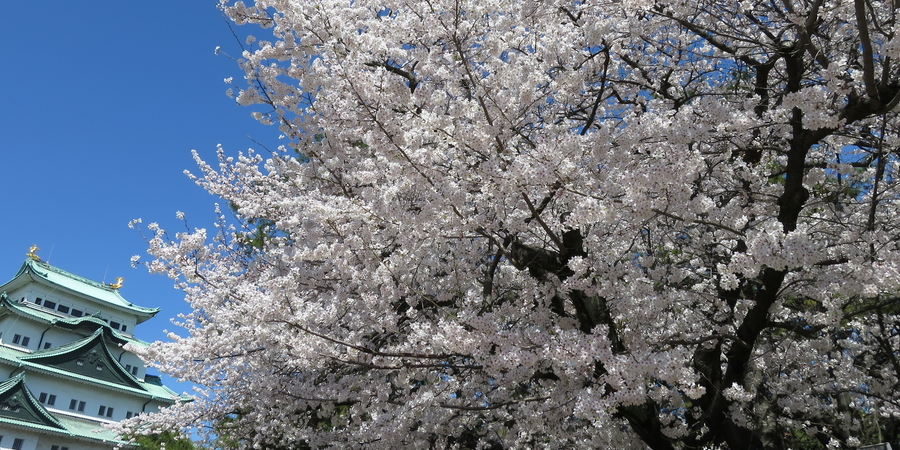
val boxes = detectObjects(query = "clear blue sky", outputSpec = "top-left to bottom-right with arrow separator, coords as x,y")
0,3 -> 278,394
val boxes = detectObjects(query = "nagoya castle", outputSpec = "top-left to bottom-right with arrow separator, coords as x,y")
0,247 -> 181,449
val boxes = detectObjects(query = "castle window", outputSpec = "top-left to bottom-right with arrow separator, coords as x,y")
11,335 -> 29,347
110,321 -> 121,330
43,342 -> 51,349
98,405 -> 113,418
38,393 -> 56,406
57,305 -> 69,314
71,309 -> 83,317
126,411 -> 134,419
43,300 -> 56,309
34,297 -> 42,305
12,438 -> 23,450
121,324 -> 128,332
69,399 -> 85,412
131,366 -> 139,376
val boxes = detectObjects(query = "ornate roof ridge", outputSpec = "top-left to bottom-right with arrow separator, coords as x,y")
20,329 -> 146,391
25,259 -> 116,293
13,259 -> 160,317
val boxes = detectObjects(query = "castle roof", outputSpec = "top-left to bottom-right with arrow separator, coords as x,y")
0,294 -> 149,347
0,259 -> 158,323
0,372 -> 125,445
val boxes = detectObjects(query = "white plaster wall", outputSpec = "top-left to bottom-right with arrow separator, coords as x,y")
29,377 -> 151,422
0,427 -> 39,450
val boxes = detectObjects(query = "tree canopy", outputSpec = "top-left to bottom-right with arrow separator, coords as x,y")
131,0 -> 900,448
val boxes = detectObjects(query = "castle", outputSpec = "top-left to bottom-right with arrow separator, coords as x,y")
0,249 -> 181,449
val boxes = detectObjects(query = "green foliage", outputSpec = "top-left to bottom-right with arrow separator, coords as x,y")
228,201 -> 282,252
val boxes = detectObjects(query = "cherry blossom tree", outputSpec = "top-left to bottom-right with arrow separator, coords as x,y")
129,0 -> 900,448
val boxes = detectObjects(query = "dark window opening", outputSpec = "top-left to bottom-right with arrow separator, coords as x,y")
69,399 -> 86,412
20,337 -> 29,347
12,438 -> 23,450
12,335 -> 20,344
57,305 -> 69,314
43,342 -> 51,349
39,393 -> 56,405
43,300 -> 56,309
71,309 -> 83,317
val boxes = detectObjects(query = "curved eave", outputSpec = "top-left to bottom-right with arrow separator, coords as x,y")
0,372 -> 65,429
0,414 -> 126,446
21,329 -> 146,391
0,357 -> 179,405
3,260 -> 159,322
0,295 -> 150,348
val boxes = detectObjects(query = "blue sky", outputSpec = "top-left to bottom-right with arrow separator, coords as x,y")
0,3 -> 277,394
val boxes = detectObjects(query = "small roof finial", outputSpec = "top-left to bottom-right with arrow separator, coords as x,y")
109,277 -> 124,290
26,245 -> 41,262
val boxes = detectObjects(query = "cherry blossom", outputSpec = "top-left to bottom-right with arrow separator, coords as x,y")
125,0 -> 900,448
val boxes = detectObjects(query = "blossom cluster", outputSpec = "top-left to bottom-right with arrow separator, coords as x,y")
125,0 -> 900,448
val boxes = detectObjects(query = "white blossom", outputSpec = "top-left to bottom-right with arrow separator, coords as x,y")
130,1 -> 900,448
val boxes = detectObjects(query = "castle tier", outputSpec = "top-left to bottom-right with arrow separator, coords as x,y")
0,256 -> 182,450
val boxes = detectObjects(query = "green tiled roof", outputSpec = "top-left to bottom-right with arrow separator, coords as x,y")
0,257 -> 186,448
0,295 -> 150,348
2,259 -> 159,321
21,329 -> 145,390
0,373 -> 64,429
0,414 -> 124,445
0,373 -> 128,446
0,340 -> 180,404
